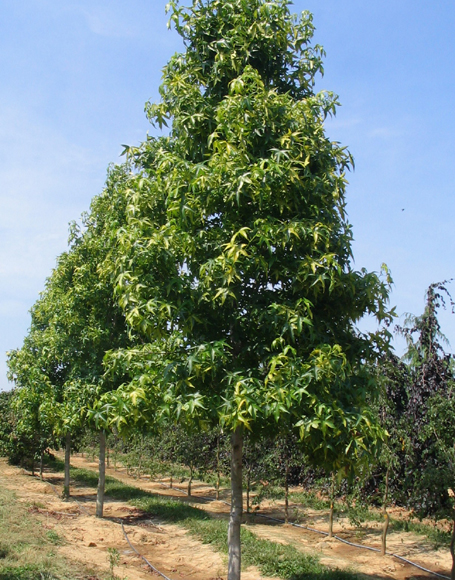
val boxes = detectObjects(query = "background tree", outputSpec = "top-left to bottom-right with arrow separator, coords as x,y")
397,281 -> 454,517
6,163 -> 134,513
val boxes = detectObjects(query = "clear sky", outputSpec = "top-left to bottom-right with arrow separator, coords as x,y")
1,0 -> 454,391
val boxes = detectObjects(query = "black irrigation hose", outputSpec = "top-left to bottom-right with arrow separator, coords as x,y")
158,478 -> 451,580
40,472 -> 173,580
121,521 -> 174,580
46,467 -> 453,580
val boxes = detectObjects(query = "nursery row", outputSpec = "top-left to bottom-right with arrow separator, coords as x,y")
3,1 -> 454,578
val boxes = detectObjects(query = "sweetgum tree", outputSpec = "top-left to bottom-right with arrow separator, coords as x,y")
8,164 -> 133,511
108,1 -> 392,577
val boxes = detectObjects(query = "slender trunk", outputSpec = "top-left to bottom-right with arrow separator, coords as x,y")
216,435 -> 221,501
170,474 -> 173,488
188,462 -> 193,496
96,430 -> 106,518
450,515 -> 455,580
39,450 -> 44,481
63,433 -> 71,499
31,456 -> 35,477
228,426 -> 243,580
329,473 -> 335,537
246,469 -> 250,513
381,466 -> 390,556
138,434 -> 143,476
106,441 -> 110,469
284,460 -> 290,524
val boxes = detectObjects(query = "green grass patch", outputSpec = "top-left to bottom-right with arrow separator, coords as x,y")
48,455 -> 360,578
390,518 -> 450,547
134,495 -> 360,580
0,484 -> 98,580
48,454 -> 451,574
184,518 -> 359,580
289,491 -> 332,511
290,489 -> 451,548
0,567 -> 61,580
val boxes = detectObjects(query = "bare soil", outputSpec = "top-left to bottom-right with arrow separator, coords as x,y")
0,454 -> 452,580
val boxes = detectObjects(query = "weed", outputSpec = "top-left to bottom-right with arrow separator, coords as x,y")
289,491 -> 331,511
45,531 -> 62,545
107,548 -> 120,580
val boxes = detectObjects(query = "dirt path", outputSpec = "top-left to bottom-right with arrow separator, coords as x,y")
67,453 -> 453,580
1,454 -> 452,580
0,457 -> 273,580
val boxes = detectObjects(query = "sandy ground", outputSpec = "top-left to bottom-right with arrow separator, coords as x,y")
1,454 -> 452,580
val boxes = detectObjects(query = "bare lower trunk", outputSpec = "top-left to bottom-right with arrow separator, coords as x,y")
284,461 -> 289,524
216,435 -> 221,501
96,430 -> 106,518
106,442 -> 110,469
39,451 -> 44,481
188,463 -> 193,496
138,434 -> 143,476
63,433 -> 71,499
246,469 -> 250,513
450,516 -> 455,580
228,426 -> 243,580
381,466 -> 390,556
329,473 -> 335,537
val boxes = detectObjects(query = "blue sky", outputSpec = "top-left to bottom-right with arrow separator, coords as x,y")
1,0 -> 454,390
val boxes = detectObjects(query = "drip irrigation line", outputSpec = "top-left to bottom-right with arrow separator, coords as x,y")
157,478 -> 450,580
45,474 -> 173,579
43,476 -> 93,517
121,521 -> 174,580
47,467 -> 454,580
259,509 -> 451,579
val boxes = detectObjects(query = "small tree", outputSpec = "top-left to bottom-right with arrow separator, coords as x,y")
397,281 -> 454,517
109,2 -> 392,578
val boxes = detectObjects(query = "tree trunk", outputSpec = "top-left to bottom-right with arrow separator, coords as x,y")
228,425 -> 243,580
381,466 -> 390,556
329,473 -> 335,537
216,435 -> 221,501
96,430 -> 106,518
63,433 -> 71,499
106,441 -> 110,469
188,462 -> 193,496
138,434 -> 143,476
284,460 -> 290,524
246,468 -> 251,513
450,515 -> 455,580
39,450 -> 44,481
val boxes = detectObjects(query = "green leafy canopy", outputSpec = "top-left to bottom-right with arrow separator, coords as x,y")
104,0 -> 392,464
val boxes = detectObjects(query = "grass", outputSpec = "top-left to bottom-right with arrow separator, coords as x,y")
389,518 -> 451,547
289,491 -> 332,511
68,452 -> 455,545
289,489 -> 451,548
182,517 -> 359,580
44,457 -> 360,580
46,453 -> 452,576
0,485 -> 98,580
132,495 -> 361,580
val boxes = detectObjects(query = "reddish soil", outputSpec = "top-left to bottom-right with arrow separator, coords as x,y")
1,454 -> 452,580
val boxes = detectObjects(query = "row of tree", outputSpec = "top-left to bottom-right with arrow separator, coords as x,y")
3,282 -> 454,519
2,1 -> 453,578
